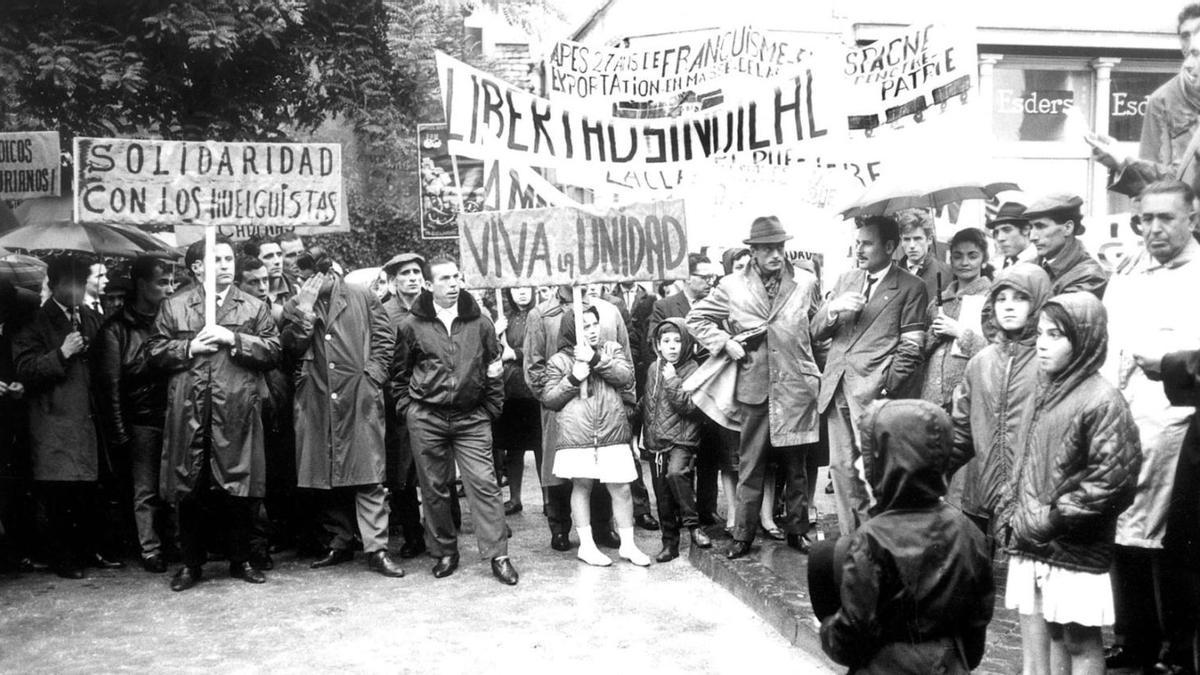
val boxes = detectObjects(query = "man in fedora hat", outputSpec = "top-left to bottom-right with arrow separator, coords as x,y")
688,215 -> 822,559
986,198 -> 1037,270
813,215 -> 928,535
1025,192 -> 1109,298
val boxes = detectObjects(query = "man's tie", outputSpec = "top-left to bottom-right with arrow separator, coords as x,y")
863,275 -> 877,299
1004,256 -> 1018,269
69,307 -> 81,332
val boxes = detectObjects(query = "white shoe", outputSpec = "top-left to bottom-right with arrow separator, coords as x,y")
619,546 -> 651,567
577,546 -> 613,567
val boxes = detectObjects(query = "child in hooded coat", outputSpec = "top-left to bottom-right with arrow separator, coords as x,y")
1005,292 -> 1141,675
819,398 -> 994,674
641,318 -> 708,562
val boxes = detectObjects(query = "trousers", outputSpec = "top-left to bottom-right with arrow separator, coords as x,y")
828,386 -> 872,535
129,425 -> 171,557
650,444 -> 698,542
732,403 -> 810,544
177,487 -> 256,568
318,484 -> 390,553
407,403 -> 508,560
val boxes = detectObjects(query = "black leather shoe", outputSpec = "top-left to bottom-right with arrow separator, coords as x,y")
635,513 -> 660,531
726,541 -> 752,559
54,565 -> 85,579
432,554 -> 459,579
593,529 -> 622,549
170,566 -> 202,591
20,557 -> 50,572
398,537 -> 426,559
367,550 -> 405,578
229,561 -> 266,584
655,543 -> 679,563
1104,645 -> 1149,670
786,533 -> 811,554
550,533 -> 572,551
141,554 -> 168,573
310,548 -> 354,569
690,528 -> 713,549
89,553 -> 125,569
491,557 -> 519,585
504,501 -> 523,515
249,552 -> 274,571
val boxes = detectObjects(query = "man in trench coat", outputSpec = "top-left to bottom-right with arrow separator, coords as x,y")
687,216 -> 822,559
281,260 -> 405,577
148,236 -> 280,591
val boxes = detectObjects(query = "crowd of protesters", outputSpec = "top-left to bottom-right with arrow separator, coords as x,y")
4,176 -> 1200,671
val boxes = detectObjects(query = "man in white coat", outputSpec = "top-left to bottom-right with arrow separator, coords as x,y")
1103,179 -> 1200,672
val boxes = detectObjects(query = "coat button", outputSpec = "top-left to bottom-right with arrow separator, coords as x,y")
329,362 -> 335,369
325,334 -> 332,341
331,392 -> 338,400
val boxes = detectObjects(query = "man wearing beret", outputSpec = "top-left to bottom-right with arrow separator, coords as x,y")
1026,193 -> 1109,298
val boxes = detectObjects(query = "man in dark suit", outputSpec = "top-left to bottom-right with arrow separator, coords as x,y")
813,215 -> 928,535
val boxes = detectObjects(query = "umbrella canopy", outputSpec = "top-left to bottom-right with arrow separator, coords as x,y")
0,201 -> 19,233
107,222 -> 181,259
839,166 -> 1018,219
5,195 -> 167,257
0,253 -> 47,292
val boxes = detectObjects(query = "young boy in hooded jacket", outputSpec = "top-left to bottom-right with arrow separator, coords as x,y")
641,318 -> 711,562
819,399 -> 995,674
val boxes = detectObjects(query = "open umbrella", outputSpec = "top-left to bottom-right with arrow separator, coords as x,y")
106,222 -> 181,259
0,201 -> 19,233
839,166 -> 1018,219
3,195 -> 157,257
0,253 -> 47,292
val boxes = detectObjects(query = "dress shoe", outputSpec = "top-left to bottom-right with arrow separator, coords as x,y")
170,566 -> 202,591
593,529 -> 622,549
229,561 -> 266,584
690,527 -> 713,549
310,548 -> 354,569
635,513 -> 660,531
786,533 -> 811,554
1103,645 -> 1145,670
141,554 -> 168,574
655,543 -> 680,563
249,552 -> 274,571
491,556 -> 519,585
54,565 -> 85,580
367,550 -> 405,578
550,532 -> 572,551
1153,662 -> 1188,674
89,553 -> 125,569
726,540 -> 752,560
761,525 -> 786,541
398,537 -> 426,559
431,554 -> 459,578
504,501 -> 523,515
19,557 -> 50,572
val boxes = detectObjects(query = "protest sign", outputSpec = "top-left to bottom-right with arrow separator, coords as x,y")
458,200 -> 689,289
546,26 -> 816,106
844,23 -> 976,136
73,137 -> 347,229
437,51 -> 846,171
0,131 -> 61,199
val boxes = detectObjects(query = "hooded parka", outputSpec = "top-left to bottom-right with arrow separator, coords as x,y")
948,263 -> 1051,521
541,311 -> 634,451
820,399 -> 994,674
1008,293 -> 1142,571
641,318 -> 701,452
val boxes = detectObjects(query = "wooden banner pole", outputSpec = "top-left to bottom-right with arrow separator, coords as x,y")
572,285 -> 587,398
204,225 -> 217,327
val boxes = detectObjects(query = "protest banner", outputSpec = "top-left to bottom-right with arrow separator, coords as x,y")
458,200 -> 689,289
843,23 -> 976,136
546,26 -> 817,107
73,137 -> 347,229
436,51 -> 847,171
0,131 -> 61,199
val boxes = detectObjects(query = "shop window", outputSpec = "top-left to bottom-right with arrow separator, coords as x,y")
992,68 -> 1094,142
1109,70 -> 1175,143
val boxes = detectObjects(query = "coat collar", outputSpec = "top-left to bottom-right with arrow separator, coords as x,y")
1039,237 -> 1088,280
848,265 -> 903,344
411,288 -> 482,321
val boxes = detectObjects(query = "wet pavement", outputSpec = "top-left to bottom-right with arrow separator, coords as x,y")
0,455 -> 833,674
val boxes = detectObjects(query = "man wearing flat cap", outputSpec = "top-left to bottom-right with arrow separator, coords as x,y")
381,252 -> 429,559
1026,192 -> 1109,298
986,198 -> 1037,270
688,216 -> 822,559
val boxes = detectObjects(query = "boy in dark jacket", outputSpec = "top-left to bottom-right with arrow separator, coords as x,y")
641,318 -> 711,562
818,399 -> 994,674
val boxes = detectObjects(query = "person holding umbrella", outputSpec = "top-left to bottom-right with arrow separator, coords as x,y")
13,256 -> 123,578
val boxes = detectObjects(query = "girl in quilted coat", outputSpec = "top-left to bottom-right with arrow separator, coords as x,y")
543,306 -> 651,568
1006,292 -> 1142,675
